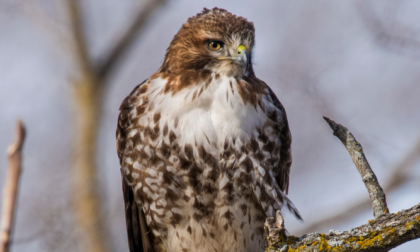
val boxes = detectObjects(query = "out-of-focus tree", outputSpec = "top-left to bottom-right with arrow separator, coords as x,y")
14,0 -> 167,251
64,1 -> 167,251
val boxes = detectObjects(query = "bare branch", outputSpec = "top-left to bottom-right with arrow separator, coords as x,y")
323,117 -> 389,218
296,136 -> 420,235
0,120 -> 26,252
267,203 -> 420,252
266,117 -> 419,251
95,0 -> 167,82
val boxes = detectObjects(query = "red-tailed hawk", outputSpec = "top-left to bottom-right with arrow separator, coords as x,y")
116,7 -> 301,252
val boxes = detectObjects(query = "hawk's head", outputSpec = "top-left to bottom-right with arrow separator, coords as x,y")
160,8 -> 255,77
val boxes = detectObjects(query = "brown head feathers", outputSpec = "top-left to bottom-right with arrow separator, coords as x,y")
159,8 -> 255,75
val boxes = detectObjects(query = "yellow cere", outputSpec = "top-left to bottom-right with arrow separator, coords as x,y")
237,45 -> 246,55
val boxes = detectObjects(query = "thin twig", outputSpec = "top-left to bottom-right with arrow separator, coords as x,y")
323,117 -> 389,218
95,0 -> 167,82
0,120 -> 26,252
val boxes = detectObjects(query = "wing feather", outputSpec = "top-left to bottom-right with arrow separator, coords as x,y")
266,87 -> 292,194
117,80 -> 154,252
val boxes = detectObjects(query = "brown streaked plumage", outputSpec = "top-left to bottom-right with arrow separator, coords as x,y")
117,7 -> 300,252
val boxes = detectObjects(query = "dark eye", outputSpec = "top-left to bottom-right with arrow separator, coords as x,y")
207,41 -> 223,51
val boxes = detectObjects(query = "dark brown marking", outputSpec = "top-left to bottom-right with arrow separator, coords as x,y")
166,188 -> 181,201
159,142 -> 171,159
240,204 -> 247,215
139,83 -> 149,94
179,155 -> 192,169
184,144 -> 194,160
192,90 -> 198,100
222,182 -> 235,203
258,133 -> 268,144
163,123 -> 168,136
136,105 -> 146,115
153,112 -> 161,124
170,212 -> 183,227
249,137 -> 259,152
169,131 -> 177,143
240,157 -> 253,173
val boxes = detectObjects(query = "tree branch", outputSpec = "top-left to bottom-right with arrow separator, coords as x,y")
296,136 -> 420,235
95,0 -> 167,83
323,117 -> 389,218
0,120 -> 26,252
265,117 -> 419,251
267,204 -> 420,252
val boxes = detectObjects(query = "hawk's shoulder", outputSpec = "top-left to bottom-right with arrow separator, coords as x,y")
116,80 -> 148,165
116,79 -> 154,252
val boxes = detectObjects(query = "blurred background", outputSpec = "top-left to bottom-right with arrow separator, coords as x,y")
1,0 -> 420,251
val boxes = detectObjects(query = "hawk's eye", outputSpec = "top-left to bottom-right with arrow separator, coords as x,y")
207,41 -> 223,51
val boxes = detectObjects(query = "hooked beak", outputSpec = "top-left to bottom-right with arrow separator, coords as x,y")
218,44 -> 249,71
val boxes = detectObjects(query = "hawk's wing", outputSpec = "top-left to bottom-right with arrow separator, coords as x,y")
117,80 -> 153,252
266,87 -> 292,195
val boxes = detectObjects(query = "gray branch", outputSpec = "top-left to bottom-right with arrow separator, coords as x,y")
267,203 -> 420,252
265,117 -> 419,251
323,117 -> 389,218
296,136 -> 420,235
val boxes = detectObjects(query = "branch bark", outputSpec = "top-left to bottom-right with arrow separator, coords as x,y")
323,117 -> 389,218
265,117 -> 420,251
0,120 -> 26,252
296,136 -> 420,235
267,204 -> 420,252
